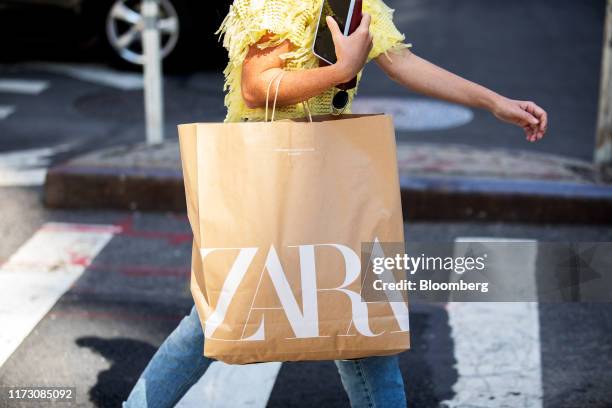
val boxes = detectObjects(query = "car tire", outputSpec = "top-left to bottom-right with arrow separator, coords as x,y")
92,0 -> 198,71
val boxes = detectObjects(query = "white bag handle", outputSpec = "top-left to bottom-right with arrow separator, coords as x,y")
264,70 -> 313,123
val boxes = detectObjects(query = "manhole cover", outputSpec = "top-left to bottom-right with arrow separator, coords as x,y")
74,91 -> 144,121
352,97 -> 473,131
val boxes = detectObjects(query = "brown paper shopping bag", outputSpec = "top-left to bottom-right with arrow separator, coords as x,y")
178,112 -> 410,364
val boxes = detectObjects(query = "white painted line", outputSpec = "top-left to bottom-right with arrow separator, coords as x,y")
0,105 -> 15,120
0,167 -> 47,187
0,144 -> 71,187
441,238 -> 543,408
0,222 -> 119,368
176,361 -> 282,408
0,79 -> 49,95
25,62 -> 143,91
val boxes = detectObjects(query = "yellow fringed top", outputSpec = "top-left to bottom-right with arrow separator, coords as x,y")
216,0 -> 411,122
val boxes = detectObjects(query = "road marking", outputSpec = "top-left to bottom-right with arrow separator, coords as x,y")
0,79 -> 49,95
0,222 -> 119,368
351,97 -> 473,131
0,144 -> 71,187
176,361 -> 282,408
24,62 -> 143,91
442,238 -> 543,408
0,105 -> 15,120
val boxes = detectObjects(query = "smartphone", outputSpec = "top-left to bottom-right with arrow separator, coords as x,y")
313,0 -> 363,65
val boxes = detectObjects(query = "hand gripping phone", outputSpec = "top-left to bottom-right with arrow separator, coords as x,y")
313,0 -> 363,66
312,0 -> 363,112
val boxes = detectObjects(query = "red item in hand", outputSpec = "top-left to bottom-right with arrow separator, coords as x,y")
318,0 -> 362,91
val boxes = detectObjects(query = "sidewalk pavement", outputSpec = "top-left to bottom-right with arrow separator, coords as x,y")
44,140 -> 612,223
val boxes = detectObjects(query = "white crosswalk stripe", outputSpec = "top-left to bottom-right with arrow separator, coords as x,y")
0,223 -> 546,405
0,217 -> 281,406
22,62 -> 144,91
0,105 -> 15,120
0,79 -> 49,95
442,238 -> 543,408
0,222 -> 120,368
0,78 -> 50,120
0,144 -> 72,187
176,362 -> 282,408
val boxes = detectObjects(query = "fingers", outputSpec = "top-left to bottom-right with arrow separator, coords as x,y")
328,13 -> 370,39
515,107 -> 542,142
523,101 -> 548,135
358,12 -> 371,33
522,123 -> 539,142
326,16 -> 342,41
357,13 -> 373,50
520,101 -> 547,141
498,99 -> 547,143
518,109 -> 539,127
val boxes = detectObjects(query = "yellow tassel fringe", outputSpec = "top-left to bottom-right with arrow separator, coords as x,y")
216,0 -> 411,122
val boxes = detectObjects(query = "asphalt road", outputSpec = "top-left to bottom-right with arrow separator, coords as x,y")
0,186 -> 611,407
366,0 -> 605,161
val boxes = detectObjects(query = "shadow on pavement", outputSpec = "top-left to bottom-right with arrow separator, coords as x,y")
400,305 -> 457,407
76,337 -> 157,408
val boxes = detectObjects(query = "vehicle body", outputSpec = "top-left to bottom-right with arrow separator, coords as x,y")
0,0 -> 231,69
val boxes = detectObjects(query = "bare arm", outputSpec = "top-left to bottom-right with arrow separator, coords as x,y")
241,14 -> 373,109
241,12 -> 547,142
375,48 -> 548,141
241,36 -> 344,108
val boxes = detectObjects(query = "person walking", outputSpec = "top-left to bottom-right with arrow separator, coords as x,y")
123,0 -> 547,407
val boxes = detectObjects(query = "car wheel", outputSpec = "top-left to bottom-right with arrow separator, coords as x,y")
101,0 -> 194,70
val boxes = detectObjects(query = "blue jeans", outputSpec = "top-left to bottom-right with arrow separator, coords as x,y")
123,305 -> 406,408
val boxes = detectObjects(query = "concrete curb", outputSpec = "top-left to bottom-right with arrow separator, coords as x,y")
44,164 -> 186,212
400,175 -> 612,223
44,161 -> 612,223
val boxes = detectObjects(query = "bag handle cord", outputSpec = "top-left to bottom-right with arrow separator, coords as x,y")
265,70 -> 313,123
